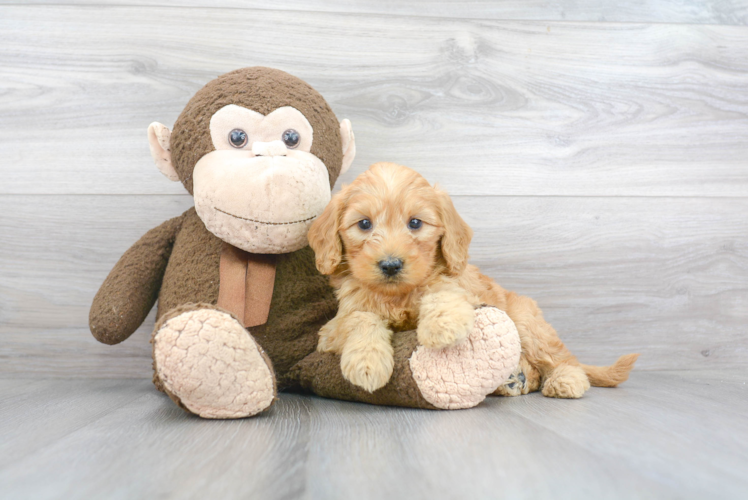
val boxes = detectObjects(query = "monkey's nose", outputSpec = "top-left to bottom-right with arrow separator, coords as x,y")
378,258 -> 403,277
252,140 -> 288,157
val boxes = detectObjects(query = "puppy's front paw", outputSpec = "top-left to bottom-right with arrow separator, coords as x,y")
340,343 -> 395,393
316,322 -> 335,353
417,303 -> 475,349
317,317 -> 343,353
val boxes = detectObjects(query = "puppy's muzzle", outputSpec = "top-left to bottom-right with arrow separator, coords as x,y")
378,258 -> 403,277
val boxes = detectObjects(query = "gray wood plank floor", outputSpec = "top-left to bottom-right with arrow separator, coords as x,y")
1,371 -> 746,499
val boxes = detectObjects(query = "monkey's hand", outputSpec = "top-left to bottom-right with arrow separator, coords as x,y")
89,213 -> 185,345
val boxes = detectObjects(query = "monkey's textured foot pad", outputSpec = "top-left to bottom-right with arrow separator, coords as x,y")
153,308 -> 276,419
409,306 -> 521,410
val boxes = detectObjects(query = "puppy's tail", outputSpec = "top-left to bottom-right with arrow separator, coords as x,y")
581,353 -> 640,387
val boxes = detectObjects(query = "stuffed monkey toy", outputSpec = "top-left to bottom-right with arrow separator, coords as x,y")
89,67 -> 521,418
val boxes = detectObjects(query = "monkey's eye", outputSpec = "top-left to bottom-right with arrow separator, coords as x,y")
228,129 -> 248,148
358,219 -> 373,231
408,218 -> 423,230
281,129 -> 300,149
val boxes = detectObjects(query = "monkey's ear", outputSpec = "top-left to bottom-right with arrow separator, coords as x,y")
339,119 -> 356,176
147,122 -> 180,181
436,187 -> 473,276
307,191 -> 345,275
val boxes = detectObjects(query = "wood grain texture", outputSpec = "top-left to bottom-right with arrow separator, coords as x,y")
1,371 -> 746,499
0,379 -> 153,469
1,194 -> 746,376
502,370 -> 748,498
0,1 -> 746,25
1,6 -> 747,196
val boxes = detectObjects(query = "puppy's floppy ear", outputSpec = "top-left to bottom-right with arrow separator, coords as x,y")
435,186 -> 473,276
308,191 -> 345,275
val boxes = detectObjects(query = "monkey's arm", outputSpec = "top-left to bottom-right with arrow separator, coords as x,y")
89,214 -> 185,345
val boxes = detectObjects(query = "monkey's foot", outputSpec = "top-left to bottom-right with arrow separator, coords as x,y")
409,306 -> 521,409
152,307 -> 276,419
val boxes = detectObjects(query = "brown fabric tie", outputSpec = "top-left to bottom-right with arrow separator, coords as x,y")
217,242 -> 277,328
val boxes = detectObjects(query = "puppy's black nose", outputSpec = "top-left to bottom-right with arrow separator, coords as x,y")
378,258 -> 403,277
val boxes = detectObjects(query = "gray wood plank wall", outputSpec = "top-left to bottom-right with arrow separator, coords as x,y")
1,1 -> 747,24
1,2 -> 747,377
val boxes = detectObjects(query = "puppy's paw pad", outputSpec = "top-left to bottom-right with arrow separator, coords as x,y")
541,365 -> 590,399
493,369 -> 526,397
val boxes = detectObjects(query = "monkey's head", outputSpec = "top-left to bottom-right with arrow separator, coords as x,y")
147,67 -> 356,254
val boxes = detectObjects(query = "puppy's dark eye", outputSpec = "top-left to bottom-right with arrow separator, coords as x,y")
229,129 -> 248,148
282,129 -> 300,149
358,219 -> 372,231
408,218 -> 423,230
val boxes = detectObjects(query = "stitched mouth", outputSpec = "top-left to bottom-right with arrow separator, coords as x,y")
214,207 -> 317,226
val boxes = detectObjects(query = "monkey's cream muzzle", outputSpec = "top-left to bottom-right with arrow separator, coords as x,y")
193,148 -> 331,254
148,102 -> 355,254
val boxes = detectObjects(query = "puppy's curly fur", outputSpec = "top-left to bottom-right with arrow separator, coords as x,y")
308,162 -> 639,395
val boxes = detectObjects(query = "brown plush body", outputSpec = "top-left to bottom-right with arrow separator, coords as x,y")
90,67 -> 521,418
91,208 -> 332,384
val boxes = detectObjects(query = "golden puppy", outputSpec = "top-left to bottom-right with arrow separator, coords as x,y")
307,162 -> 639,396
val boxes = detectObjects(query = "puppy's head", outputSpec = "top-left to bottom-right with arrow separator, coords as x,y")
308,162 -> 473,295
